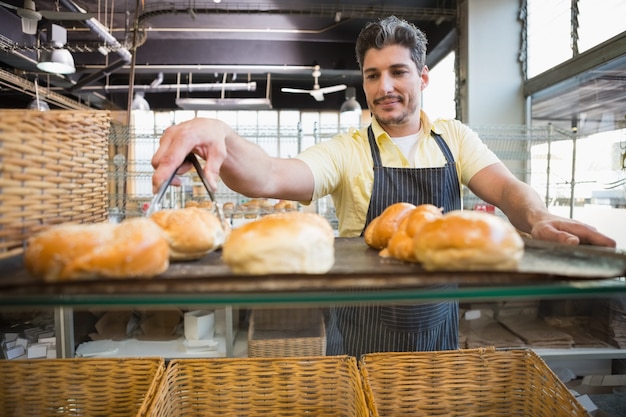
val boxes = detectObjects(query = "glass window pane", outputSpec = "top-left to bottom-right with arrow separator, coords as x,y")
237,111 -> 257,127
258,110 -> 278,127
319,112 -> 339,143
216,111 -> 238,125
300,112 -> 320,149
278,110 -> 300,126
154,111 -> 175,133
423,51 -> 456,119
173,110 -> 196,124
527,0 -> 572,77
578,0 -> 626,53
197,110 -> 218,119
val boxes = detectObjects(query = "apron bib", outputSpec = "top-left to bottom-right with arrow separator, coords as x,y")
326,125 -> 461,357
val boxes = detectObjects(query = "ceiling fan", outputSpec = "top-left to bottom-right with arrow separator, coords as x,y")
0,0 -> 93,34
281,65 -> 347,102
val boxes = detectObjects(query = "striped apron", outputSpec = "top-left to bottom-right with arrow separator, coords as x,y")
325,125 -> 461,357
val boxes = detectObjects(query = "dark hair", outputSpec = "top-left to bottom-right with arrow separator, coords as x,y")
355,15 -> 428,72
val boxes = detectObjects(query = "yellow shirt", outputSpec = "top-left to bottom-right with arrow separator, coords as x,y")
295,110 -> 500,237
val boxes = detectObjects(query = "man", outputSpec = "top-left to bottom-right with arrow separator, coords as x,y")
152,16 -> 615,356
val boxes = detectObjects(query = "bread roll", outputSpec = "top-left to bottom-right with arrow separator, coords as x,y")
383,204 -> 443,262
413,210 -> 524,271
222,212 -> 335,274
198,200 -> 214,209
222,202 -> 235,216
150,207 -> 228,261
364,202 -> 416,250
274,200 -> 298,211
24,217 -> 170,282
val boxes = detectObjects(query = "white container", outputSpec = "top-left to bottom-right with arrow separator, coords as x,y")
184,310 -> 215,340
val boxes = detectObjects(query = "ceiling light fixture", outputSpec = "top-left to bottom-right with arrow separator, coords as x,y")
340,87 -> 361,113
176,73 -> 272,110
27,98 -> 50,110
131,91 -> 150,111
36,24 -> 75,74
340,87 -> 362,128
17,0 -> 41,35
175,97 -> 271,110
27,76 -> 49,110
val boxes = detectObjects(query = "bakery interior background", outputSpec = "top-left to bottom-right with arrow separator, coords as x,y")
0,0 -> 625,248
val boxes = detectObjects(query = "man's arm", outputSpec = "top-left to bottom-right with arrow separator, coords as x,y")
468,162 -> 616,247
152,117 -> 315,201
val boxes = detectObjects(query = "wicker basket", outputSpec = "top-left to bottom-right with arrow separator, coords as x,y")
248,308 -> 326,357
0,110 -> 110,259
359,347 -> 588,417
147,356 -> 369,417
0,357 -> 164,417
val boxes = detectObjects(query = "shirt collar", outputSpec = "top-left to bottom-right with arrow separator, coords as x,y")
421,109 -> 437,135
368,109 -> 436,146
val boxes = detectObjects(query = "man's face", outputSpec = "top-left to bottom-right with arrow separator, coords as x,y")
362,44 -> 428,132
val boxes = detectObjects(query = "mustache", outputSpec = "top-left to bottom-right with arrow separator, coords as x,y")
373,94 -> 403,105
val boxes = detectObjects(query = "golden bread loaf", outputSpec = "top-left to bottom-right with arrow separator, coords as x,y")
363,202 -> 416,250
383,204 -> 443,262
185,200 -> 214,209
274,200 -> 298,211
222,211 -> 335,274
413,210 -> 524,271
24,217 -> 170,282
198,200 -> 214,209
150,207 -> 228,261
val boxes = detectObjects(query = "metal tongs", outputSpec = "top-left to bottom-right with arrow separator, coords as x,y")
146,153 -> 224,224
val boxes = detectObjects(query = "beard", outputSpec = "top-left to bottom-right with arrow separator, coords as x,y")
370,94 -> 419,127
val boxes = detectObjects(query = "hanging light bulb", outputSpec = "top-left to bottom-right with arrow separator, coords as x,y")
340,87 -> 362,113
340,87 -> 362,129
27,76 -> 50,111
37,24 -> 75,75
27,98 -> 50,111
17,0 -> 42,35
131,91 -> 150,110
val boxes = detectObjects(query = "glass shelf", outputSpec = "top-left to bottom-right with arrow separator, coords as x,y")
1,238 -> 624,309
1,280 -> 624,309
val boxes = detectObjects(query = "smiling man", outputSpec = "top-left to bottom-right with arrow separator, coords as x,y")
151,15 -> 615,357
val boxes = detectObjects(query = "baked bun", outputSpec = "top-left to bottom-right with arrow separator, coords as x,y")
274,200 -> 298,211
364,202 -> 416,250
222,212 -> 335,274
383,204 -> 443,262
150,207 -> 227,261
24,218 -> 169,282
222,202 -> 235,215
413,210 -> 524,271
198,200 -> 214,209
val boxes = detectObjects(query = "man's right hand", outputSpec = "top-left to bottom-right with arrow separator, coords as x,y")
151,118 -> 230,193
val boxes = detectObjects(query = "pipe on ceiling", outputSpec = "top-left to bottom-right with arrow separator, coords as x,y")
63,81 -> 258,93
58,0 -> 132,92
136,3 -> 456,25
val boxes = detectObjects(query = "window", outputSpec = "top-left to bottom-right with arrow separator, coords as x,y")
578,0 -> 626,53
526,0 -> 572,78
526,0 -> 625,77
422,51 -> 456,120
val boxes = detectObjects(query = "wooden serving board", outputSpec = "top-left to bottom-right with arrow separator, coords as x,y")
0,238 -> 624,297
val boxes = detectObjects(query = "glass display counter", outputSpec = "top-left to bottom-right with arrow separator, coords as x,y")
1,238 -> 625,359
